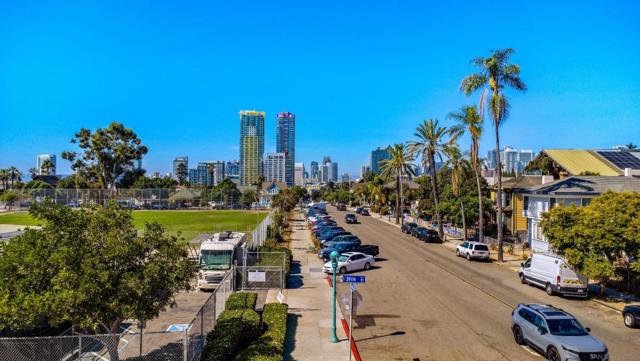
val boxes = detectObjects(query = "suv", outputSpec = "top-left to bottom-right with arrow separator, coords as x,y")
360,209 -> 370,216
511,304 -> 608,361
456,241 -> 490,261
416,228 -> 442,243
345,213 -> 358,224
401,222 -> 418,234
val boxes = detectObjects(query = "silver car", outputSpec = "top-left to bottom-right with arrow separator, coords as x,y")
511,304 -> 608,361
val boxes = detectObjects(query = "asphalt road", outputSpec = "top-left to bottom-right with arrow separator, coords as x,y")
327,207 -> 639,361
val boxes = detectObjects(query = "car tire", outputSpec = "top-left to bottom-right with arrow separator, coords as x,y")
519,273 -> 527,284
339,267 -> 347,275
624,313 -> 636,328
364,262 -> 371,270
455,249 -> 460,257
546,346 -> 561,361
512,325 -> 525,345
545,283 -> 555,296
466,253 -> 471,261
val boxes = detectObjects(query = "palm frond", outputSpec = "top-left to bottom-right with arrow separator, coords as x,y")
459,73 -> 487,95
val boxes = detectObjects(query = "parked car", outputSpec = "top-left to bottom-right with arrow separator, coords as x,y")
318,230 -> 351,243
622,305 -> 640,328
315,227 -> 344,238
411,226 -> 426,238
336,203 -> 347,211
360,209 -> 370,216
345,213 -> 358,224
322,252 -> 376,274
519,254 -> 589,298
401,222 -> 418,234
319,242 -> 379,261
455,241 -> 490,261
511,303 -> 608,361
416,228 -> 442,243
355,207 -> 364,214
327,235 -> 361,246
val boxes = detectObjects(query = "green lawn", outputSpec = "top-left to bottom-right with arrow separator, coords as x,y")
0,210 -> 267,241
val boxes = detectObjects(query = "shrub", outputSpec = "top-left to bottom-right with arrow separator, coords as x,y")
225,292 -> 258,310
201,309 -> 260,361
234,303 -> 289,361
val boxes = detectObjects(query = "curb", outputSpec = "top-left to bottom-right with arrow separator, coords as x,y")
589,298 -> 623,314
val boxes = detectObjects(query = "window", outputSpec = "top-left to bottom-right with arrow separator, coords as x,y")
523,258 -> 532,268
519,309 -> 534,324
546,318 -> 588,336
474,244 -> 489,251
200,250 -> 232,270
533,315 -> 546,329
581,198 -> 592,207
462,242 -> 468,248
523,196 -> 529,213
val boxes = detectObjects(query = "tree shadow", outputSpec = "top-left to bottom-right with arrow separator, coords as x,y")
283,314 -> 300,361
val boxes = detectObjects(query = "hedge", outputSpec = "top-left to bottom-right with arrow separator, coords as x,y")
225,292 -> 258,310
201,309 -> 261,361
234,303 -> 289,361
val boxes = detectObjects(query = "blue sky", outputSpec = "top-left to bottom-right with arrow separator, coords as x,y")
1,1 -> 639,177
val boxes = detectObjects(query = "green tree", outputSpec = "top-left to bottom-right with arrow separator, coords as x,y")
448,105 -> 486,240
0,203 -> 195,359
0,169 -> 8,190
460,48 -> 527,261
240,189 -> 257,207
408,119 -> 459,237
1,191 -> 18,211
176,163 -> 188,185
40,159 -> 55,176
6,166 -> 22,189
63,122 -> 148,202
626,142 -> 638,150
444,146 -> 471,239
379,144 -> 415,225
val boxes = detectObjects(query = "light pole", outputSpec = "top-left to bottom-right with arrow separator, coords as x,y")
330,250 -> 339,343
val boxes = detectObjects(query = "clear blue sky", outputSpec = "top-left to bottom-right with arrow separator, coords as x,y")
1,1 -> 639,177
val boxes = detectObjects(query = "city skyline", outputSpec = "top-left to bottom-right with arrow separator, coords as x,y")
1,1 -> 639,176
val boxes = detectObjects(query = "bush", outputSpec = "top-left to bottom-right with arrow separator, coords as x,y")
225,292 -> 258,310
201,309 -> 261,361
234,303 -> 289,361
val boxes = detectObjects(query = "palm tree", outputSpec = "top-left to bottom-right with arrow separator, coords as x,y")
626,142 -> 638,150
448,105 -> 485,241
408,119 -> 460,238
379,144 -> 415,225
7,166 -> 22,189
41,159 -> 54,176
460,48 -> 527,262
444,146 -> 471,240
0,169 -> 8,190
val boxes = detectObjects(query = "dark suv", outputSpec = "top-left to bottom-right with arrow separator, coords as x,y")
345,213 -> 358,224
416,228 -> 441,243
401,222 -> 418,234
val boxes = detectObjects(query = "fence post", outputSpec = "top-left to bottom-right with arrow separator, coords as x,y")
183,328 -> 189,361
213,291 -> 217,322
77,335 -> 82,361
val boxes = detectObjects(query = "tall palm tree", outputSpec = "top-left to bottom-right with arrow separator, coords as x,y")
448,105 -> 485,241
460,48 -> 527,262
7,167 -> 22,189
41,159 -> 54,176
379,144 -> 415,225
626,142 -> 638,150
408,119 -> 460,238
0,169 -> 8,190
444,146 -> 471,240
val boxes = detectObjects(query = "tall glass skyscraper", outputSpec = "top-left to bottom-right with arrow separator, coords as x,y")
239,110 -> 265,185
370,147 -> 390,174
276,112 -> 295,186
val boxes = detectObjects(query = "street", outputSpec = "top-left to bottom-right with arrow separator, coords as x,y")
328,207 -> 639,361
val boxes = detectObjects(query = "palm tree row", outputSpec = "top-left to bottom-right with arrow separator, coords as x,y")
371,48 -> 525,262
0,167 -> 22,190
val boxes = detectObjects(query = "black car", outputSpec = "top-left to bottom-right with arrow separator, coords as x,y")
345,213 -> 358,224
319,230 -> 351,243
401,222 -> 418,234
411,226 -> 426,238
623,305 -> 640,328
355,207 -> 364,214
318,242 -> 361,261
336,203 -> 347,211
360,209 -> 370,216
326,235 -> 361,246
416,228 -> 442,243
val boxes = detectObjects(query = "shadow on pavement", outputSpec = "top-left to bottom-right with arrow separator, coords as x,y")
356,330 -> 406,342
283,313 -> 300,361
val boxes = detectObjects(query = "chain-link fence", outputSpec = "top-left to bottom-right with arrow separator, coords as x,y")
245,213 -> 272,249
236,250 -> 287,290
0,188 -> 245,211
0,271 -> 235,361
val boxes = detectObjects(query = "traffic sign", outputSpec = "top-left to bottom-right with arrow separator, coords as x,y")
342,275 -> 365,283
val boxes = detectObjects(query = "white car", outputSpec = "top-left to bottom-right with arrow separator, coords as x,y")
455,241 -> 490,260
322,252 -> 375,274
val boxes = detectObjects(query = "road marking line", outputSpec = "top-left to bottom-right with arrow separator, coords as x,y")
521,345 -> 542,357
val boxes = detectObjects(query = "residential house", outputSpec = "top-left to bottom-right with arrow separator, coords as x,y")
528,149 -> 640,178
258,181 -> 288,208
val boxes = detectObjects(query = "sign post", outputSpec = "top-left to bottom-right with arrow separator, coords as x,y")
329,251 -> 339,343
341,275 -> 365,361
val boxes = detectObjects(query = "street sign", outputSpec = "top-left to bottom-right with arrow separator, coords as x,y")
342,275 -> 365,283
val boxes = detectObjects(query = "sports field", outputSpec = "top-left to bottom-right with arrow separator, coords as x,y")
0,210 -> 267,241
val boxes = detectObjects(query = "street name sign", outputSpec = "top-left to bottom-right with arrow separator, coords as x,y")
342,275 -> 365,283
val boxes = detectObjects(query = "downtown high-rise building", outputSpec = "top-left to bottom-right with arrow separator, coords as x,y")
294,162 -> 305,186
239,110 -> 265,185
264,153 -> 286,183
36,154 -> 57,175
276,112 -> 295,186
310,161 -> 319,180
487,147 -> 535,174
370,147 -> 390,174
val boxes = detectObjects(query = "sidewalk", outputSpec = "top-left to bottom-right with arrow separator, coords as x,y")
282,213 -> 351,361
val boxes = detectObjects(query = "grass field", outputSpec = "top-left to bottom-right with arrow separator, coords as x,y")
0,210 -> 267,241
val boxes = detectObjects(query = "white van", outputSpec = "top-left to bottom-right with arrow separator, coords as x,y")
519,253 -> 588,298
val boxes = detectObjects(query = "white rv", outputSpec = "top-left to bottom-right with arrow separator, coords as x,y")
197,231 -> 246,290
519,253 -> 589,298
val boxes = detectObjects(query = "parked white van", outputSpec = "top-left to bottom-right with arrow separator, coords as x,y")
519,253 -> 588,298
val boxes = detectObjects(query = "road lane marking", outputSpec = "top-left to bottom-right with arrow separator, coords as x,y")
521,345 -> 543,357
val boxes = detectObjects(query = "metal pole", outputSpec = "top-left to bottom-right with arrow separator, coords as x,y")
349,285 -> 353,361
329,251 -> 339,343
183,328 -> 188,361
139,322 -> 143,357
78,335 -> 82,361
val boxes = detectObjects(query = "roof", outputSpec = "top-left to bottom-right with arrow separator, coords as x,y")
261,181 -> 288,193
523,176 -> 640,196
500,176 -> 543,191
383,178 -> 420,190
524,304 -> 572,319
543,149 -> 621,176
169,188 -> 202,201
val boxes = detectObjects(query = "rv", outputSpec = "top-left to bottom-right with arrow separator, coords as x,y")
197,231 -> 246,290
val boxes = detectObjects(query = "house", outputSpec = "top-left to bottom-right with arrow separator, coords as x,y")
496,176 -> 551,239
528,149 -> 640,178
521,176 -> 640,253
258,181 -> 288,208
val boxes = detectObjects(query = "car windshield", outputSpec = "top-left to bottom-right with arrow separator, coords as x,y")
200,250 -> 232,270
337,255 -> 349,262
546,318 -> 589,336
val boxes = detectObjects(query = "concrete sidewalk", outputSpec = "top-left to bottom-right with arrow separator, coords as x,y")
283,213 -> 351,361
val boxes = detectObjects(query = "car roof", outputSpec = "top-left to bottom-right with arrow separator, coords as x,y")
521,304 -> 574,319
341,252 -> 367,257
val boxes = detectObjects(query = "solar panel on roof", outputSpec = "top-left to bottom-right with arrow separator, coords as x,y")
597,151 -> 640,170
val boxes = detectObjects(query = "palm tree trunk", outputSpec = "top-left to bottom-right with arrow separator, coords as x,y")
460,199 -> 467,240
474,166 -> 484,242
429,153 -> 444,238
494,117 -> 504,262
395,174 -> 400,224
